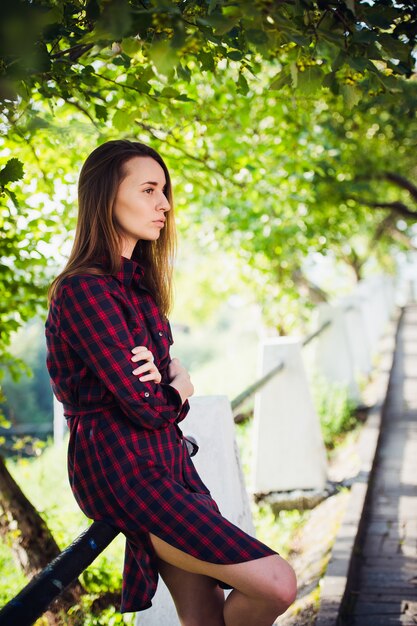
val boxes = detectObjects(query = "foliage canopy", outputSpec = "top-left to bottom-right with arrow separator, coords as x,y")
0,0 -> 416,358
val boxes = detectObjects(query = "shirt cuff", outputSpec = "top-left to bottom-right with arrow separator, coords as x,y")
164,383 -> 184,413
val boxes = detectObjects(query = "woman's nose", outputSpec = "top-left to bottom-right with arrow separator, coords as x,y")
157,192 -> 171,212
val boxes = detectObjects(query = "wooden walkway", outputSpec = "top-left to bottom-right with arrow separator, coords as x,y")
344,305 -> 417,625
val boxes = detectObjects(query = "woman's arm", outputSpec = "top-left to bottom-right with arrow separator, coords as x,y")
56,275 -> 185,430
167,357 -> 194,404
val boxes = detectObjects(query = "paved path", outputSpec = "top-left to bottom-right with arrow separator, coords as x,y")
344,305 -> 417,625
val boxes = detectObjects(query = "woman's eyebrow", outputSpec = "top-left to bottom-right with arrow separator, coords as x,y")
139,180 -> 166,187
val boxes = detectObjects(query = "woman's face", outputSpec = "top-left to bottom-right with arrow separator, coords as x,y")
113,156 -> 171,257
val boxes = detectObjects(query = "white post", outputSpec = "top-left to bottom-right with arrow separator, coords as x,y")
355,281 -> 381,356
368,275 -> 389,339
53,396 -> 66,445
137,395 -> 254,626
339,296 -> 372,379
315,303 -> 361,400
253,337 -> 327,493
382,274 -> 397,316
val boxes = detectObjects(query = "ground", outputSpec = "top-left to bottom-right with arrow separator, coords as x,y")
275,428 -> 363,626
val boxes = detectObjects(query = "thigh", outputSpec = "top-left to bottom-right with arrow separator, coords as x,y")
157,558 -> 225,624
149,532 -> 295,604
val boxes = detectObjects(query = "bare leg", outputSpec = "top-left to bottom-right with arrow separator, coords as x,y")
149,533 -> 296,626
157,558 -> 226,626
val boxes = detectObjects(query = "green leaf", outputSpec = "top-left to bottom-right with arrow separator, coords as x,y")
149,40 -> 178,75
322,71 -> 339,95
237,73 -> 249,95
332,51 -> 348,72
288,33 -> 310,46
377,73 -> 403,93
351,29 -> 377,45
0,159 -> 24,186
86,0 -> 100,21
198,14 -> 240,36
362,6 -> 400,29
121,36 -> 142,57
227,49 -> 243,61
245,29 -> 268,45
343,0 -> 355,15
269,68 -> 292,90
95,104 -> 108,121
289,61 -> 298,88
160,86 -> 181,98
96,0 -> 132,40
112,109 -> 136,131
378,34 -> 411,64
346,57 -> 372,72
340,83 -> 361,109
207,0 -> 220,16
4,188 -> 19,207
297,65 -> 323,95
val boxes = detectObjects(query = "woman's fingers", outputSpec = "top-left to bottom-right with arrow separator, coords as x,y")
132,361 -> 156,376
138,372 -> 162,383
132,365 -> 161,382
131,346 -> 154,362
130,346 -> 161,382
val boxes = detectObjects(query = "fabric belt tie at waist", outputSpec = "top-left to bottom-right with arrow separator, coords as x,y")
62,403 -> 119,418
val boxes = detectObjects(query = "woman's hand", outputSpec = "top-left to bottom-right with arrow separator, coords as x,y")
131,346 -> 162,383
168,358 -> 194,404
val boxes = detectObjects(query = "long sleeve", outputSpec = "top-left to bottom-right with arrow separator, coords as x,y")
57,275 -> 183,430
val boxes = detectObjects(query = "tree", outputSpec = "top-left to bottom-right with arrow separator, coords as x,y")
1,0 -> 416,346
1,0 -> 416,109
1,0 -> 416,617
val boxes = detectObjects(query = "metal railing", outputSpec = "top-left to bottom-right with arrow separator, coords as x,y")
0,522 -> 118,625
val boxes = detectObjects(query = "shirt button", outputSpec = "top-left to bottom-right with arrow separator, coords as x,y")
144,392 -> 150,398
158,331 -> 163,336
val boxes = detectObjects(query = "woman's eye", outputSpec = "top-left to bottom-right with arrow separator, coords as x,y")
144,188 -> 154,194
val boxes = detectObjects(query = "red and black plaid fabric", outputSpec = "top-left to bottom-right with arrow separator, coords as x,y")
45,256 -> 277,613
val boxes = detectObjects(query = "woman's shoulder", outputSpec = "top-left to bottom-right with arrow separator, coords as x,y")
57,271 -> 116,299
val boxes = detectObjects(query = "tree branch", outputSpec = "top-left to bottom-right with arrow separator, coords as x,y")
135,120 -> 246,187
372,213 -> 396,244
381,171 -> 417,202
349,195 -> 417,220
61,96 -> 99,127
50,44 -> 94,62
387,226 -> 417,249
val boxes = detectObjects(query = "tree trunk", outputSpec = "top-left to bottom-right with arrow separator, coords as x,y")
0,453 -> 85,623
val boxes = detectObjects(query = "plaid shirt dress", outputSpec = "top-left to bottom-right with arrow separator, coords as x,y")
45,255 -> 277,613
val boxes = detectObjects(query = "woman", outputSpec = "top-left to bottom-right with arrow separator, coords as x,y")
45,139 -> 296,626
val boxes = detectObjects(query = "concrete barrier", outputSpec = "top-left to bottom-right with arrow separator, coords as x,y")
137,395 -> 255,626
339,296 -> 372,379
53,396 -> 66,445
253,337 -> 327,493
315,303 -> 360,400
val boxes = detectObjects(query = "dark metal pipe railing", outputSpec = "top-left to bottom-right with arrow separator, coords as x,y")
302,319 -> 332,347
0,521 -> 119,626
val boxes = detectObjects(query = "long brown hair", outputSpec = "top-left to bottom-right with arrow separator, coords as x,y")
48,139 -> 176,317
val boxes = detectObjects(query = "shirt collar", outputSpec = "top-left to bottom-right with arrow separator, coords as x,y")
116,256 -> 145,286
97,255 -> 145,287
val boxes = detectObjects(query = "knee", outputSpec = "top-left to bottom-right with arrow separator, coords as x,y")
279,563 -> 297,609
266,559 -> 297,612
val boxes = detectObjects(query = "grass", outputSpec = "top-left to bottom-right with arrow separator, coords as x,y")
2,442 -> 134,625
